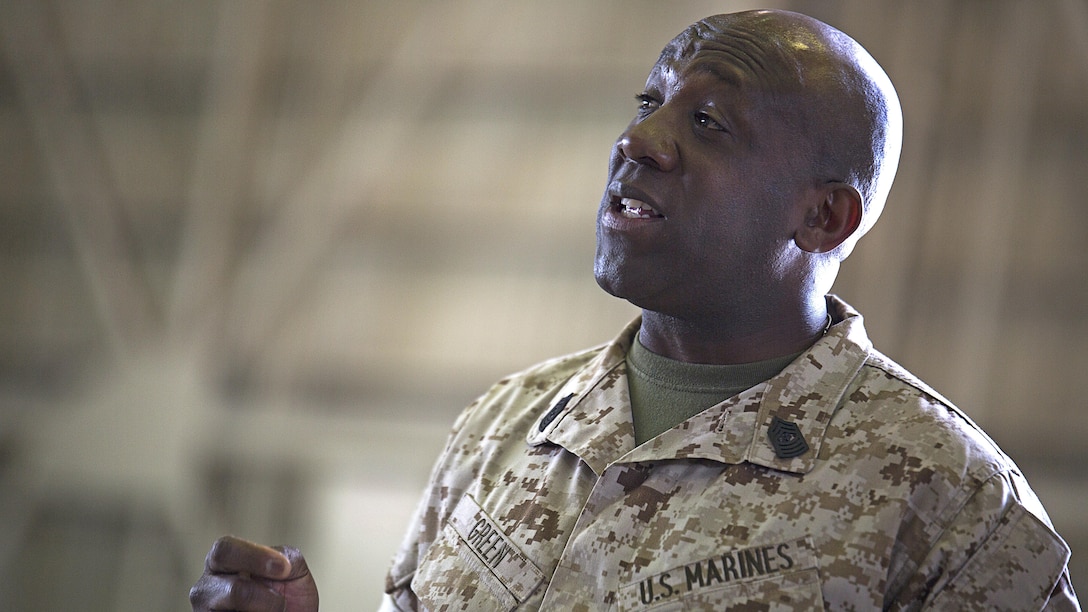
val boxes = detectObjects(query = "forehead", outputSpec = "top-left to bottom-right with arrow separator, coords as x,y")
649,20 -> 807,96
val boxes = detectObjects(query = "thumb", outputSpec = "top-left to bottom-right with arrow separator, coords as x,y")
271,545 -> 311,581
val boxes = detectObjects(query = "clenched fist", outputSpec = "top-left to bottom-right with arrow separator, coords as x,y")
189,536 -> 319,611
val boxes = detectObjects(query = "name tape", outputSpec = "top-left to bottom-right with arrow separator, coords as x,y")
449,494 -> 546,602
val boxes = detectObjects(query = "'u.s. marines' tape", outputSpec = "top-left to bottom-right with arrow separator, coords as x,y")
617,537 -> 818,609
448,494 -> 546,602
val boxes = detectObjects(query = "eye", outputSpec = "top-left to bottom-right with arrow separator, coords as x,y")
694,111 -> 727,132
634,93 -> 659,115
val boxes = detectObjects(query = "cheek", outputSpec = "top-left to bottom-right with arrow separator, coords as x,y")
766,240 -> 799,279
690,201 -> 795,270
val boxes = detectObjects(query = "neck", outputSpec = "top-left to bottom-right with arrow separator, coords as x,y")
638,296 -> 829,365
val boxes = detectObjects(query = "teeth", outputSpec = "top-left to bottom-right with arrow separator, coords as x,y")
618,197 -> 661,219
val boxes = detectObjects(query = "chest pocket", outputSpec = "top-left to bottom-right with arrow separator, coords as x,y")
411,494 -> 546,611
615,537 -> 823,611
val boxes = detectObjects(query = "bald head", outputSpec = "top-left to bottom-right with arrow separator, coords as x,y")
663,10 -> 902,256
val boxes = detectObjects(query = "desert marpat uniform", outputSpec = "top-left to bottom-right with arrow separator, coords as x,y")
384,296 -> 1078,610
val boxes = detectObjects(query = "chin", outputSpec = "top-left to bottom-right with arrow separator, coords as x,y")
593,240 -> 639,296
593,268 -> 660,314
592,263 -> 622,299
594,267 -> 643,309
594,247 -> 675,312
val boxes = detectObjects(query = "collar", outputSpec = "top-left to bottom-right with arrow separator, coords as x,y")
525,296 -> 873,476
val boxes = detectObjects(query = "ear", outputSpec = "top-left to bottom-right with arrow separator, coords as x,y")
794,183 -> 863,254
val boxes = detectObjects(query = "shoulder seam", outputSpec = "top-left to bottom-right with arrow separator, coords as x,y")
861,351 -> 1012,468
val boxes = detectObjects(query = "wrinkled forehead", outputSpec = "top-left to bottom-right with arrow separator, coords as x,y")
651,17 -> 812,94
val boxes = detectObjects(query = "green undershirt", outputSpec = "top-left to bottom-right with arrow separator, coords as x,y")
626,337 -> 802,446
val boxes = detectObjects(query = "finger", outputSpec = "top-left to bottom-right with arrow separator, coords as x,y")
205,535 -> 292,580
189,572 -> 285,612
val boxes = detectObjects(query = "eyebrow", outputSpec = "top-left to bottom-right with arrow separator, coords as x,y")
649,55 -> 744,91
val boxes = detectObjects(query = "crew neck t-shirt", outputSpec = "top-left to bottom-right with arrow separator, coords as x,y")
626,337 -> 801,445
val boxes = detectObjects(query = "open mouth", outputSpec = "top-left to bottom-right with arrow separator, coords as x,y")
613,196 -> 664,219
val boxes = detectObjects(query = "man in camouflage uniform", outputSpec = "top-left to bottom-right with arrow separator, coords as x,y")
190,9 -> 1079,611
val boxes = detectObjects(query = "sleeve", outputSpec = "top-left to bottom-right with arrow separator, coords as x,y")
381,394 -> 491,610
378,591 -> 414,612
1043,569 -> 1080,612
903,470 -> 1075,610
382,436 -> 459,610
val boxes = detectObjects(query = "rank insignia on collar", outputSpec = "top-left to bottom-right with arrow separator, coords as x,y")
539,393 -> 574,432
768,416 -> 809,459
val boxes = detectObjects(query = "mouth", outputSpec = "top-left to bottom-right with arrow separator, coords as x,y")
611,195 -> 665,219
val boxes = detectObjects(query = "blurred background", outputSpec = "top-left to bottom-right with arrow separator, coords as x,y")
1,0 -> 1085,609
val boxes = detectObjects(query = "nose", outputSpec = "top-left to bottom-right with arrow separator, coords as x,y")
617,113 -> 678,172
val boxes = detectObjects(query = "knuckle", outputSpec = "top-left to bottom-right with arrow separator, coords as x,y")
209,535 -> 230,557
224,579 -> 249,605
205,535 -> 236,570
188,575 -> 220,610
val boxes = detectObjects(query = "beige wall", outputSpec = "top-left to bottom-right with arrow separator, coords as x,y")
1,1 -> 1085,609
